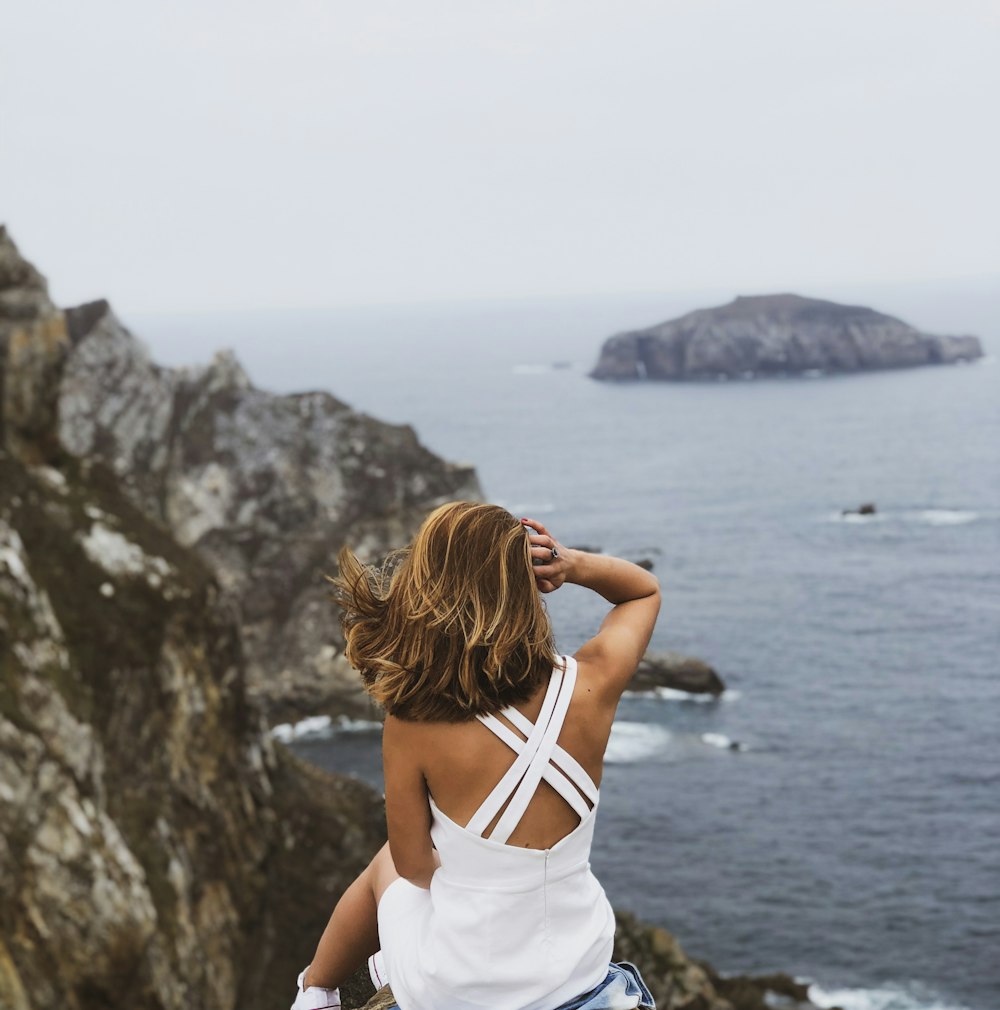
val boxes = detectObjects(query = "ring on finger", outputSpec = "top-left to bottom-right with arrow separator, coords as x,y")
550,547 -> 559,559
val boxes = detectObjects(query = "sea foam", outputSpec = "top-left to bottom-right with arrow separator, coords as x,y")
604,721 -> 671,764
700,732 -> 746,752
271,714 -> 382,743
622,687 -> 741,703
826,508 -> 987,526
807,979 -> 977,1010
916,509 -> 979,526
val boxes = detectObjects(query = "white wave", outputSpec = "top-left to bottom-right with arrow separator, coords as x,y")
333,716 -> 383,733
808,980 -> 977,1010
605,721 -> 671,764
914,509 -> 979,526
270,714 -> 382,743
658,687 -> 715,702
700,732 -> 746,751
622,687 -> 740,704
271,715 -> 331,743
833,510 -> 885,523
825,509 -> 985,526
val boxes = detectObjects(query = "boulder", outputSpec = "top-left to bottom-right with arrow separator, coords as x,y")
692,958 -> 835,1010
631,651 -> 727,696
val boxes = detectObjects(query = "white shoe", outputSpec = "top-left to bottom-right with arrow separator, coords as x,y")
290,967 -> 341,1010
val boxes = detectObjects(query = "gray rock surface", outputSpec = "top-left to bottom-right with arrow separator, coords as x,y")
590,292 -> 984,381
0,227 -> 68,464
0,443 -> 389,1010
1,227 -> 481,723
631,650 -> 727,696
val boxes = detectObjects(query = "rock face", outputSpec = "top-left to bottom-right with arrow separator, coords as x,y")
0,229 -> 67,464
631,651 -> 727,696
0,446 -> 388,1010
1,229 -> 393,1009
590,293 -> 984,381
613,911 -> 826,1010
1,226 -> 481,724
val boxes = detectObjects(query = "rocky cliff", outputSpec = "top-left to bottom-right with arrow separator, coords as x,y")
590,293 -> 984,381
1,227 -> 480,724
0,229 -> 393,1008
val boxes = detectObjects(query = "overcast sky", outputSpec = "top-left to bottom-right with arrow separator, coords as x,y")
3,1 -> 998,314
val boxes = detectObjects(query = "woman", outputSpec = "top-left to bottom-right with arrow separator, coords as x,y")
292,502 -> 661,1010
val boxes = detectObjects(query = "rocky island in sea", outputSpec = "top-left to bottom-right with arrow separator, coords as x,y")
0,227 -> 836,1009
589,292 -> 983,381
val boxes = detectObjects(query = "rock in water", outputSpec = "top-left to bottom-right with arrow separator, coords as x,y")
614,911 -> 829,1010
0,226 -> 481,724
631,650 -> 727,696
842,502 -> 877,516
589,292 -> 984,381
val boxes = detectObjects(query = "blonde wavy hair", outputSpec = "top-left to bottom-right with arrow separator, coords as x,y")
328,501 -> 558,721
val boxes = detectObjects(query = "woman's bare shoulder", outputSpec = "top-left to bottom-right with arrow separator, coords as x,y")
572,654 -> 624,715
384,710 -> 479,750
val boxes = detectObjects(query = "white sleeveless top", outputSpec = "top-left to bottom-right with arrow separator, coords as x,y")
369,655 -> 616,1010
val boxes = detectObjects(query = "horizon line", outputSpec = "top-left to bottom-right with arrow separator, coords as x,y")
111,269 -> 1000,319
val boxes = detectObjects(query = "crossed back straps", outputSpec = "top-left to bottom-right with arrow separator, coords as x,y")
464,657 -> 599,844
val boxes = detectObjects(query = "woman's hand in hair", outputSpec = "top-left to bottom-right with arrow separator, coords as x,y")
521,517 -> 573,594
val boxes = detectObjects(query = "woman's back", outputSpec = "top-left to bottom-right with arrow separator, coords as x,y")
400,655 -> 614,850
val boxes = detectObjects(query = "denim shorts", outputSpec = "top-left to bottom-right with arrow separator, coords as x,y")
372,961 -> 656,1010
552,962 -> 656,1010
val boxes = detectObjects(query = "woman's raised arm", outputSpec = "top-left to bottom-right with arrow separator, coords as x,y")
522,518 -> 661,705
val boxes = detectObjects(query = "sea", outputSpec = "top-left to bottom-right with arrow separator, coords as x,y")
134,277 -> 1000,1010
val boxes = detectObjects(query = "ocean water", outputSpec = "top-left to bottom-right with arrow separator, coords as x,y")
134,278 -> 1000,1010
